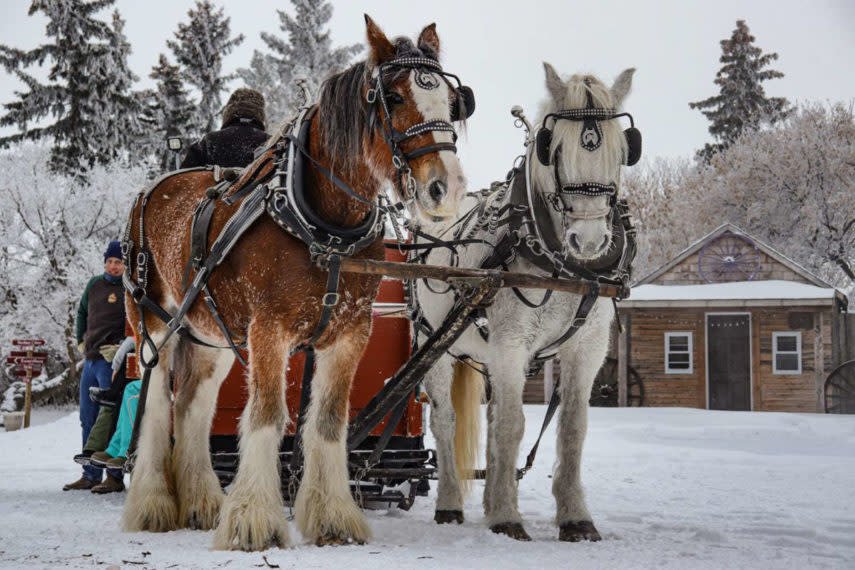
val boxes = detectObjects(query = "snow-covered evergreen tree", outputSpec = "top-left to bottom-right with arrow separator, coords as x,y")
690,20 -> 790,162
167,1 -> 243,132
237,0 -> 362,127
0,1 -> 142,177
141,54 -> 197,172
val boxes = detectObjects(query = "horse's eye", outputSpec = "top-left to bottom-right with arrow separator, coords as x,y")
387,92 -> 404,105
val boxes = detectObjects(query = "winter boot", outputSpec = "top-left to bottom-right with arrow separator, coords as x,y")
63,477 -> 98,491
89,451 -> 113,467
73,450 -> 93,465
88,386 -> 116,407
105,456 -> 126,470
91,472 -> 125,494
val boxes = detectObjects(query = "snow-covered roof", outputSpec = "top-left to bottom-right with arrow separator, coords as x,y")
621,279 -> 840,308
636,223 -> 833,289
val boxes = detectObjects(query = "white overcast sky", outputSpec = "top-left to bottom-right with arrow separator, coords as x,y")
1,0 -> 853,189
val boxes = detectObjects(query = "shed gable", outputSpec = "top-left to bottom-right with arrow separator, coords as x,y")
650,236 -> 812,286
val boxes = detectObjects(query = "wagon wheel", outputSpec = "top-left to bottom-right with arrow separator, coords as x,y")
824,360 -> 855,414
697,233 -> 761,283
589,358 -> 644,407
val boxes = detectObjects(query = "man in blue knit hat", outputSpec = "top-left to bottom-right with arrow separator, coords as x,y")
63,241 -> 128,492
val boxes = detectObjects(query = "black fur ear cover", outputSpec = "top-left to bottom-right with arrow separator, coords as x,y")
624,127 -> 642,166
451,86 -> 476,121
535,127 -> 553,165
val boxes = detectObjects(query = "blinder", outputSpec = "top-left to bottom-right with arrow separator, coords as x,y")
534,93 -> 642,167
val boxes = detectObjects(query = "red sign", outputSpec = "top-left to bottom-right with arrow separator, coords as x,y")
12,339 -> 45,347
9,351 -> 48,359
6,357 -> 46,367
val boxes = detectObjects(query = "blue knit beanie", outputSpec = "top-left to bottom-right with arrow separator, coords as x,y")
104,240 -> 122,262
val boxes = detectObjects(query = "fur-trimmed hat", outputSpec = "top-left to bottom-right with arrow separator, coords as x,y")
222,88 -> 266,129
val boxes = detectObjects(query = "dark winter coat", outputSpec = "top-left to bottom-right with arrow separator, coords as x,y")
76,274 -> 127,361
180,118 -> 269,169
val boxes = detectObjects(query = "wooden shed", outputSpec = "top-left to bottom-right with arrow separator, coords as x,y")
615,223 -> 850,412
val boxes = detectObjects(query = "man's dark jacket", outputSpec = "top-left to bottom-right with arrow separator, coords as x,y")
76,275 -> 126,361
180,117 -> 269,169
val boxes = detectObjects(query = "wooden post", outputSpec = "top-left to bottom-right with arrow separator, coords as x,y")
617,312 -> 628,407
24,358 -> 32,428
815,311 -> 825,413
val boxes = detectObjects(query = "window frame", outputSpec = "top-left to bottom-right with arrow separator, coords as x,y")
665,331 -> 694,375
772,331 -> 802,375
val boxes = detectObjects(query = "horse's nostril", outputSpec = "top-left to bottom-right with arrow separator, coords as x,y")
600,236 -> 610,251
428,180 -> 447,202
569,233 -> 581,252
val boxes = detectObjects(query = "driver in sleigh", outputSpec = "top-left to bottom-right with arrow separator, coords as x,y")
180,88 -> 270,169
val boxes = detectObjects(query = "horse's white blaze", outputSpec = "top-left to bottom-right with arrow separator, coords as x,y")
408,71 -> 466,217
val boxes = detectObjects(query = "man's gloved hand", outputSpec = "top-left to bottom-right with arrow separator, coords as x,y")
77,342 -> 85,354
99,344 -> 120,363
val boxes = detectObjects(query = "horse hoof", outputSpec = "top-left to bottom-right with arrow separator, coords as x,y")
559,520 -> 601,542
434,510 -> 464,524
315,534 -> 366,547
490,522 -> 532,541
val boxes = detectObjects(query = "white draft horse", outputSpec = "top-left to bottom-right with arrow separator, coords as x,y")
122,17 -> 468,550
417,63 -> 636,541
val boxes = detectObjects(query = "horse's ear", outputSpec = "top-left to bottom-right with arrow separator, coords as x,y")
417,23 -> 440,58
611,68 -> 636,106
365,14 -> 395,64
543,62 -> 565,104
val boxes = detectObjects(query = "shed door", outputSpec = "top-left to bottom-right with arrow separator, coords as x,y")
707,314 -> 751,411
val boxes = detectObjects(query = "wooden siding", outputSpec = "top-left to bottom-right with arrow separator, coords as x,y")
625,306 -> 835,412
628,309 -> 706,408
649,238 -> 811,286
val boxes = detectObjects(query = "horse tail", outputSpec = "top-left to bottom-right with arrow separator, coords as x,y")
451,359 -> 485,492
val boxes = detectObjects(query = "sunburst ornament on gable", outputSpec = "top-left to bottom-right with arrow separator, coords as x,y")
697,233 -> 761,283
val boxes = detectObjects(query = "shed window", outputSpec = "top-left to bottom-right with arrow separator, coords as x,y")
665,332 -> 693,374
772,332 -> 802,374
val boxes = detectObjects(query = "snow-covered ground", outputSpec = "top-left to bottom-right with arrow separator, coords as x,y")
2,406 -> 854,569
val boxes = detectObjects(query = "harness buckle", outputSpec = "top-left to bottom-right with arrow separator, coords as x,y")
322,292 -> 340,307
392,154 -> 404,170
365,88 -> 377,104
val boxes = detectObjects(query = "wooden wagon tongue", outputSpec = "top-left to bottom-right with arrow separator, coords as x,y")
330,256 -> 628,299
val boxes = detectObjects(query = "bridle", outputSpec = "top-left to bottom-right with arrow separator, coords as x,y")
366,56 -> 474,207
534,80 -> 641,223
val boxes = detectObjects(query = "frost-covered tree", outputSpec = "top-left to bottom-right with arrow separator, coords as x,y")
168,1 -> 244,132
683,102 -> 855,300
237,0 -> 362,127
140,54 -> 198,172
622,157 -> 708,279
690,20 -> 790,162
0,143 -> 147,384
0,1 -> 142,176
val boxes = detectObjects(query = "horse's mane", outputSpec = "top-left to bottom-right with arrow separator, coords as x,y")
317,37 -> 439,175
532,74 -> 627,192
